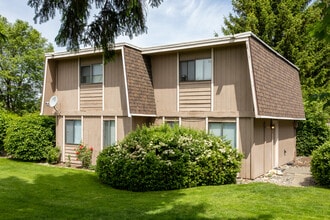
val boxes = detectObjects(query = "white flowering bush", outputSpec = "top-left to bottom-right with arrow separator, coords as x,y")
96,124 -> 242,191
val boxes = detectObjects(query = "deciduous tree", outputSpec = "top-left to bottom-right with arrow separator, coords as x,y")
0,16 -> 53,113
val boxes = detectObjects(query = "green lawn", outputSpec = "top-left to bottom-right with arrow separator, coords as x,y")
0,158 -> 329,220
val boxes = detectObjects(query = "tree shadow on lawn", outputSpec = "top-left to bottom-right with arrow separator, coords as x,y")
0,168 -> 274,220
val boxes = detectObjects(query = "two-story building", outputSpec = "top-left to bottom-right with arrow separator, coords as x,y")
41,32 -> 305,179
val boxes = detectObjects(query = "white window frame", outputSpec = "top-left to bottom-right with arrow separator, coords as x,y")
179,58 -> 212,82
103,120 -> 116,148
208,122 -> 237,148
65,120 -> 82,145
80,63 -> 103,84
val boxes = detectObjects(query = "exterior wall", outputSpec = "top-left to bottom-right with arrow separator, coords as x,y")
179,81 -> 211,111
250,119 -> 296,179
213,44 -> 254,117
104,52 -> 128,115
83,116 -> 102,164
80,55 -> 103,111
252,119 -> 273,179
151,44 -> 254,118
80,84 -> 102,110
43,59 -> 57,115
278,120 -> 296,165
238,118 -> 254,179
181,118 -> 206,130
56,115 -> 134,165
56,58 -> 79,114
151,53 -> 178,115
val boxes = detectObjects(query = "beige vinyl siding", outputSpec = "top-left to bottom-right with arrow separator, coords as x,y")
179,49 -> 211,61
56,58 -> 79,113
213,44 -> 254,116
179,81 -> 211,111
181,118 -> 205,130
151,53 -> 177,115
251,119 -> 274,179
83,116 -> 102,164
42,59 -> 57,115
116,117 -> 132,141
278,120 -> 296,166
80,55 -> 102,66
80,84 -> 103,110
104,53 -> 128,115
238,118 -> 254,179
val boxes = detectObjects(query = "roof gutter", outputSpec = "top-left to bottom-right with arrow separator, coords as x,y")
256,115 -> 306,121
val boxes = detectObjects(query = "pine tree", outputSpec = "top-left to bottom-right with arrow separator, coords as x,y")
28,0 -> 163,61
222,0 -> 330,155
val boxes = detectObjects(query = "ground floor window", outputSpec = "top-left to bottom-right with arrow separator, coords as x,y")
65,120 -> 81,144
209,122 -> 236,148
104,120 -> 115,147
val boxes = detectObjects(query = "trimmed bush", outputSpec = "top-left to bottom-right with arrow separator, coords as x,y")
96,124 -> 242,191
0,110 -> 17,155
4,113 -> 55,161
46,146 -> 61,164
311,141 -> 330,187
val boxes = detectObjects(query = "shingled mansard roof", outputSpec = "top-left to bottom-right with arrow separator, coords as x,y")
44,32 -> 305,120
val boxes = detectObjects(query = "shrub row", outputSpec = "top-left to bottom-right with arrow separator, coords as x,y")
96,124 -> 242,191
0,111 -> 17,155
2,112 -> 57,162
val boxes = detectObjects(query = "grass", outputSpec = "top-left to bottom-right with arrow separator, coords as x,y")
0,158 -> 329,220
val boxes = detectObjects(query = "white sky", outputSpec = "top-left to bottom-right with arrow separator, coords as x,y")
0,0 -> 233,52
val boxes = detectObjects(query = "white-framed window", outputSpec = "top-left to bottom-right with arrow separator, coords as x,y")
165,121 -> 179,128
180,58 -> 211,81
209,122 -> 236,148
81,63 -> 102,84
103,120 -> 115,147
65,120 -> 81,145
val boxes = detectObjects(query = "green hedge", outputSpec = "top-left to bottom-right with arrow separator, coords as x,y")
96,124 -> 242,191
0,110 -> 17,155
4,113 -> 55,161
311,141 -> 330,187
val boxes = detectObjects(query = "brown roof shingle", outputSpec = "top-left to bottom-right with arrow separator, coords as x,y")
249,37 -> 305,119
123,46 -> 156,115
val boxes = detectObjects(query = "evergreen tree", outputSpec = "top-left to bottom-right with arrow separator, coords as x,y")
222,0 -> 330,155
28,0 -> 163,61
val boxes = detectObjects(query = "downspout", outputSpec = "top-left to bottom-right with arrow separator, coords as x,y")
121,46 -> 131,117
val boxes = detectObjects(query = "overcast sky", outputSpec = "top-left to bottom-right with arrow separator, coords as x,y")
0,0 -> 233,52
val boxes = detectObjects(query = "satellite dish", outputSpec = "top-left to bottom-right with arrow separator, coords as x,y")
49,96 -> 58,107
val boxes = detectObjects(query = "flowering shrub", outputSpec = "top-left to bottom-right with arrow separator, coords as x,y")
75,144 -> 93,169
96,124 -> 242,191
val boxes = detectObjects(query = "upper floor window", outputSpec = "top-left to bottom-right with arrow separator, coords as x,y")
180,58 -> 211,82
81,63 -> 102,84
